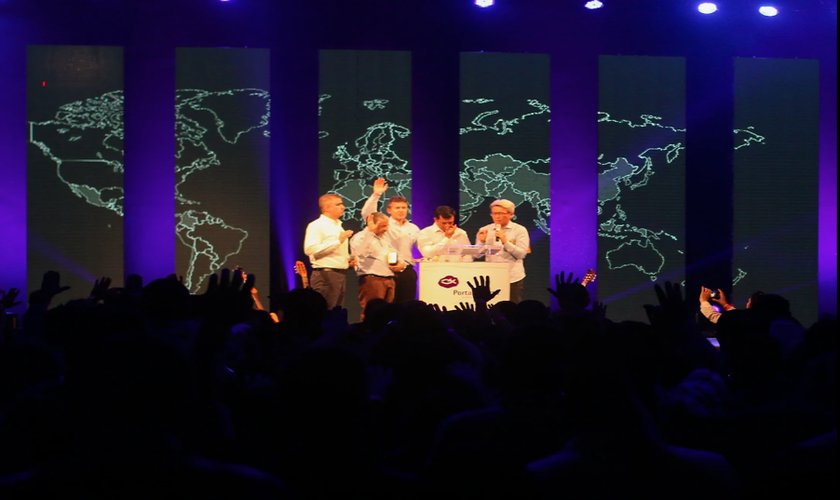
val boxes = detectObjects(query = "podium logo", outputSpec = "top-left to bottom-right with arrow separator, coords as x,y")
438,275 -> 459,288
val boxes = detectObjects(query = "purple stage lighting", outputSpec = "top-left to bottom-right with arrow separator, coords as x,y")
698,3 -> 718,14
475,0 -> 495,8
759,6 -> 779,16
585,1 -> 604,9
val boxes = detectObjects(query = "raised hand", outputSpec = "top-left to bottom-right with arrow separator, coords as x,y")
645,281 -> 692,327
713,288 -> 729,307
42,271 -> 71,296
372,177 -> 389,195
0,288 -> 22,309
477,229 -> 488,244
468,275 -> 501,304
88,277 -> 112,301
323,305 -> 350,334
429,303 -> 448,313
339,229 -> 354,242
592,301 -> 608,320
29,271 -> 71,306
200,268 -> 256,327
547,271 -> 590,312
454,301 -> 475,312
167,274 -> 186,285
699,286 -> 713,304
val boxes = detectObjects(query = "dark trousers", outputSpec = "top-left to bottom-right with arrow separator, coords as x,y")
393,265 -> 418,304
510,279 -> 524,304
310,268 -> 347,309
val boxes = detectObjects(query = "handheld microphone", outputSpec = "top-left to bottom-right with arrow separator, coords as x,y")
494,224 -> 501,244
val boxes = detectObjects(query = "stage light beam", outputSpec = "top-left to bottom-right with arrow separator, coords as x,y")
585,1 -> 604,9
759,6 -> 779,16
698,3 -> 718,14
475,0 -> 495,8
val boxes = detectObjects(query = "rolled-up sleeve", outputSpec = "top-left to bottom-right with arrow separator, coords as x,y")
700,301 -> 724,324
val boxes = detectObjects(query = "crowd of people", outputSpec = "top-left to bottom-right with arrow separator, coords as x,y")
0,260 -> 835,498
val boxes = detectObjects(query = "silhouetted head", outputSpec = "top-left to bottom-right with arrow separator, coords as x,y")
142,278 -> 192,322
489,300 -> 518,321
371,305 -> 466,385
750,293 -> 791,319
282,287 -> 328,329
363,298 -> 398,332
510,300 -> 550,326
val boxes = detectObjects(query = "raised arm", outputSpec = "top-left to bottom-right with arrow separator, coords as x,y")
699,286 -> 730,324
360,178 -> 389,219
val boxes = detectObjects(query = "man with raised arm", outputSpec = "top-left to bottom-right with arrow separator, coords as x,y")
303,193 -> 356,309
360,178 -> 421,303
350,212 -> 406,320
475,199 -> 530,303
417,205 -> 471,259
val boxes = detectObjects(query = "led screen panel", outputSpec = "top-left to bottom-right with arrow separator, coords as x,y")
175,48 -> 270,293
27,45 -> 124,302
598,55 -> 686,322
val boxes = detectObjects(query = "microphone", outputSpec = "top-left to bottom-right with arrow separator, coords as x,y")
493,224 -> 501,245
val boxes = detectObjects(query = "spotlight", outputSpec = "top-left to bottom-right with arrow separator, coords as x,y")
585,1 -> 604,9
759,6 -> 779,16
475,0 -> 495,7
698,3 -> 718,14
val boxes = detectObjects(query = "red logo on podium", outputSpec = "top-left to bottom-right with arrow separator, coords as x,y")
438,275 -> 459,288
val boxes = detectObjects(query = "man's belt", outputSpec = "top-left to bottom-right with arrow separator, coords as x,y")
313,268 -> 347,274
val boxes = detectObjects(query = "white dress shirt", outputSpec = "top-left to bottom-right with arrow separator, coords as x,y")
303,214 -> 349,269
475,221 -> 529,283
350,229 -> 396,277
361,193 -> 421,266
417,223 -> 471,258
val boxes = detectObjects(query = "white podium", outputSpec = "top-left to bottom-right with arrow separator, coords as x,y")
418,261 -> 511,309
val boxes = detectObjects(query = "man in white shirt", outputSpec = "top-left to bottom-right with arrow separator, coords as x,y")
303,194 -> 356,309
360,178 -> 421,303
417,206 -> 471,259
475,199 -> 530,303
350,212 -> 406,320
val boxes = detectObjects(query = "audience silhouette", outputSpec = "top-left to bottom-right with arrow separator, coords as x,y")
0,268 -> 835,499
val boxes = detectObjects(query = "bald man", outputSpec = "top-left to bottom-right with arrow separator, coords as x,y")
303,193 -> 356,308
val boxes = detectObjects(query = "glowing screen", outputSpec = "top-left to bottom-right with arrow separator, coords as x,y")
27,45 -> 124,302
175,48 -> 270,293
